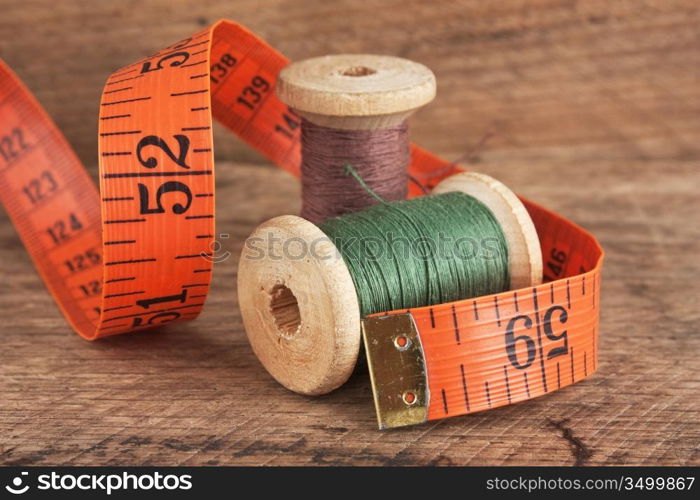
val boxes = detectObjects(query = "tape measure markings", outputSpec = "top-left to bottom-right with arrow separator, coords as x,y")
96,29 -> 216,336
362,197 -> 602,424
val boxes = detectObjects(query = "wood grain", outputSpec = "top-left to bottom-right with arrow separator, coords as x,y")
1,0 -> 699,466
0,0 -> 698,166
1,160 -> 699,466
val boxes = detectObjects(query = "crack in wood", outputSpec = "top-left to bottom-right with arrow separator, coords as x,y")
547,418 -> 593,466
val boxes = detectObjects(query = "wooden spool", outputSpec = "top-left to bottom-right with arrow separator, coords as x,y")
238,172 -> 543,395
277,54 -> 437,130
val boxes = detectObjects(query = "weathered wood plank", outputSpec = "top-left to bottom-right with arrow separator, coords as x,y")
1,160 -> 698,466
1,0 -> 698,466
0,0 -> 698,167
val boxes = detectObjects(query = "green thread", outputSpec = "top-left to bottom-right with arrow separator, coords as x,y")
319,192 -> 510,316
343,163 -> 386,203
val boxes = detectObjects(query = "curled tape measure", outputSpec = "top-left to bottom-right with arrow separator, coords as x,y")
0,19 -> 604,427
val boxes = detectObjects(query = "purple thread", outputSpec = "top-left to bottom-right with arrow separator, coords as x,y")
300,118 -> 409,224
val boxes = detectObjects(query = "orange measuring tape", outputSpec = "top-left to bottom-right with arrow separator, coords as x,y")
0,19 -> 603,427
362,199 -> 602,427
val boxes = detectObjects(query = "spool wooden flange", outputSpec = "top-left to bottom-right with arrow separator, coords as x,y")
276,54 -> 436,130
237,216 -> 360,396
238,172 -> 542,395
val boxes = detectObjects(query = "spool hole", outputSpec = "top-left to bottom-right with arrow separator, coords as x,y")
340,66 -> 377,77
269,284 -> 301,338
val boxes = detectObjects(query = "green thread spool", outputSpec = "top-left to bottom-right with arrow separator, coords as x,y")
319,191 -> 510,316
238,172 -> 543,396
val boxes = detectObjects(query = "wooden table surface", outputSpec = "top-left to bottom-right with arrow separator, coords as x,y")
1,0 -> 699,467
1,158 -> 698,466
2,0 -> 699,168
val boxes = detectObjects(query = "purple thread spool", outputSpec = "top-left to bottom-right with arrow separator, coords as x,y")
277,54 -> 436,224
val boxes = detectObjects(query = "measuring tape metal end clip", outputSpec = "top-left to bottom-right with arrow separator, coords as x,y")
362,313 -> 429,429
